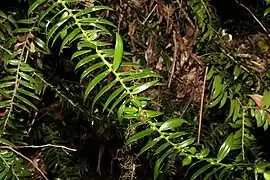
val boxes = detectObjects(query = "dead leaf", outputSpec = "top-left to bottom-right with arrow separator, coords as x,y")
247,94 -> 263,109
185,23 -> 195,38
30,42 -> 36,53
156,56 -> 163,71
16,35 -> 27,42
14,42 -> 25,51
0,108 -> 6,117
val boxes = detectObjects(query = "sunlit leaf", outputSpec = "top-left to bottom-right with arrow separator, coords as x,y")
180,138 -> 195,148
75,6 -> 112,17
132,80 -> 159,94
262,91 -> 270,108
168,132 -> 187,139
182,156 -> 192,166
145,110 -> 163,118
112,32 -> 123,71
159,118 -> 187,131
217,133 -> 234,162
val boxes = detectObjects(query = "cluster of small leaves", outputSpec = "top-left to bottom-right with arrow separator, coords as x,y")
207,50 -> 270,179
187,0 -> 216,42
0,9 -> 47,179
264,0 -> 270,16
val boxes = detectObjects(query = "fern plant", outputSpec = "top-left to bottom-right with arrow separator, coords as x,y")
0,0 -> 268,179
0,9 -> 48,179
28,0 -> 270,179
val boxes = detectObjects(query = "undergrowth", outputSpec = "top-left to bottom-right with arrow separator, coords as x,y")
0,0 -> 269,179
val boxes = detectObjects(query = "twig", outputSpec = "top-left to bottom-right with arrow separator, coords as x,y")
168,31 -> 178,87
235,0 -> 270,37
8,147 -> 49,180
96,145 -> 104,176
142,4 -> 157,25
0,144 -> 76,152
197,66 -> 208,144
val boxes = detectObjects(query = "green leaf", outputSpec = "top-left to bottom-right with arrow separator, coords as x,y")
84,70 -> 110,101
0,82 -> 15,89
203,167 -> 223,180
80,62 -> 105,81
264,171 -> 270,180
78,17 -> 117,28
60,28 -> 81,53
102,87 -> 125,112
17,17 -> 37,24
75,6 -> 112,17
20,80 -> 35,90
233,65 -> 242,80
122,70 -> 162,81
13,28 -> 33,33
75,54 -> 99,70
0,100 -> 11,108
233,100 -> 240,121
28,0 -> 46,16
0,138 -> 14,146
132,80 -> 159,94
180,138 -> 195,148
217,133 -> 234,162
228,99 -> 236,119
127,121 -> 148,132
126,129 -> 154,145
38,3 -> 57,26
200,148 -> 210,157
182,156 -> 192,166
92,80 -> 117,109
112,33 -> 123,71
190,164 -> 213,180
159,118 -> 187,131
154,149 -> 174,179
123,113 -> 142,119
14,103 -> 30,113
138,137 -> 161,156
145,110 -> 163,118
207,66 -> 215,80
15,95 -> 37,111
0,167 -> 9,179
154,142 -> 170,155
168,132 -> 187,139
109,92 -> 128,113
213,75 -> 221,89
209,92 -> 224,108
219,91 -> 227,108
17,88 -> 39,100
263,91 -> 270,108
264,7 -> 270,16
255,109 -> 263,127
72,50 -> 91,59
47,16 -> 70,47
